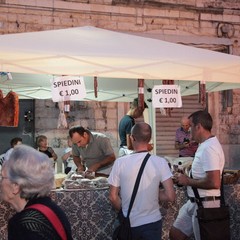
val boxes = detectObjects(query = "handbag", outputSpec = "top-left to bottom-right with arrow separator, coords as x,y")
113,153 -> 151,240
191,173 -> 231,240
26,203 -> 67,240
113,209 -> 132,240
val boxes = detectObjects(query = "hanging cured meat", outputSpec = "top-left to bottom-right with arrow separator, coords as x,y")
199,81 -> 206,109
0,90 -> 19,127
138,79 -> 145,110
57,101 -> 68,129
94,76 -> 98,98
162,80 -> 174,116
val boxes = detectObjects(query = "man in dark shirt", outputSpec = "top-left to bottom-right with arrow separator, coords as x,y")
118,98 -> 148,156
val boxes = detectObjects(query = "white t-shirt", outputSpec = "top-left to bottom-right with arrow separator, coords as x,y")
63,147 -> 77,170
4,148 -> 13,161
187,136 -> 225,197
108,152 -> 172,227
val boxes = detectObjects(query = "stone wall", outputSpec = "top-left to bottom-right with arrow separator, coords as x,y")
219,89 -> 240,169
208,89 -> 240,169
35,99 -> 121,172
0,1 -> 239,56
0,1 -> 239,48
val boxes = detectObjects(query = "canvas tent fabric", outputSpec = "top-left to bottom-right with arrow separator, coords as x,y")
0,26 -> 240,101
1,73 -> 240,102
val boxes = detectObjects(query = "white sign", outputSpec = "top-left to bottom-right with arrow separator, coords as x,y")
51,76 -> 86,102
152,85 -> 182,108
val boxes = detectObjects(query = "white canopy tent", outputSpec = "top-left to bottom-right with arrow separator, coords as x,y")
0,26 -> 240,102
1,73 -> 240,102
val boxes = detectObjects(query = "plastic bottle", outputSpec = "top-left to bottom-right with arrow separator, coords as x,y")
176,161 -> 183,187
177,161 -> 184,173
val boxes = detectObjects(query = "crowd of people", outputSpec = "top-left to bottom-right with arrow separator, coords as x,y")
0,105 -> 225,240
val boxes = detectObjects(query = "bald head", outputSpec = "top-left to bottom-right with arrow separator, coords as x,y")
181,117 -> 190,131
131,122 -> 152,143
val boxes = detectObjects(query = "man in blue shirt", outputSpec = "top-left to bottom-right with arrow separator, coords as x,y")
118,98 -> 148,157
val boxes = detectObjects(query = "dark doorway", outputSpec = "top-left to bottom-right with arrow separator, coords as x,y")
0,99 -> 35,154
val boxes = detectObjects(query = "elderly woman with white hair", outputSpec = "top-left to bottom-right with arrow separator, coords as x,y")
0,144 -> 73,240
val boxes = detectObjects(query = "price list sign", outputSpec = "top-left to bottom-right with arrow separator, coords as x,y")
51,76 -> 86,102
152,85 -> 182,108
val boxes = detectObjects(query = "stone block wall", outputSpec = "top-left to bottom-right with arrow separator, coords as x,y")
208,89 -> 240,169
35,99 -> 120,172
0,1 -> 239,47
219,89 -> 240,169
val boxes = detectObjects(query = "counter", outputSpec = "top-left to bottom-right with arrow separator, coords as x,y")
0,184 -> 239,240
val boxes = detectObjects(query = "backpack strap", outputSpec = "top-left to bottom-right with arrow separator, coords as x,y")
26,203 -> 67,240
127,153 -> 151,217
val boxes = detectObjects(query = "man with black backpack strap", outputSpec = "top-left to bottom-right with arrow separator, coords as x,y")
109,122 -> 175,240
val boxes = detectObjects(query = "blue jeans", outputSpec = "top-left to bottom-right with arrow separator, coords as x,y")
131,219 -> 162,240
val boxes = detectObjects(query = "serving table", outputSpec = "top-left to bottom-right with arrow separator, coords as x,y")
51,187 -> 117,240
0,187 -> 117,240
0,184 -> 239,240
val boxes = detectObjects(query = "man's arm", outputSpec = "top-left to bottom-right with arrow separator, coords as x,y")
176,170 -> 221,189
109,185 -> 121,211
73,156 -> 84,171
175,141 -> 180,150
159,178 -> 176,202
174,129 -> 189,150
126,133 -> 133,150
61,150 -> 72,161
88,153 -> 116,172
175,141 -> 189,150
48,147 -> 58,161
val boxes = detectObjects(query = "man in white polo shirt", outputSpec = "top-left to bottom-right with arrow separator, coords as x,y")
170,110 -> 225,240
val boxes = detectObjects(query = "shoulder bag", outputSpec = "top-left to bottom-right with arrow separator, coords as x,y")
191,172 -> 230,240
113,153 -> 151,240
26,203 -> 67,240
